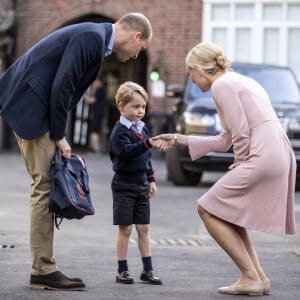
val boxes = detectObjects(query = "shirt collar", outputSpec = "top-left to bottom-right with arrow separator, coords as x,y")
119,116 -> 145,134
105,24 -> 115,57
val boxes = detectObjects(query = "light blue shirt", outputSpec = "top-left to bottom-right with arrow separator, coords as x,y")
105,24 -> 115,56
119,116 -> 145,134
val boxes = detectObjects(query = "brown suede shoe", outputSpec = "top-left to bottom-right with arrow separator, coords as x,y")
29,271 -> 86,291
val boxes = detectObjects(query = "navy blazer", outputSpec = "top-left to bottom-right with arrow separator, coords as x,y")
0,22 -> 113,140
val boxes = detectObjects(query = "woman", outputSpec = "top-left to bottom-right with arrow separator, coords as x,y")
84,76 -> 108,153
153,42 -> 296,296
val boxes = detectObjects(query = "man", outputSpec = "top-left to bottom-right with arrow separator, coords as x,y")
0,12 -> 152,291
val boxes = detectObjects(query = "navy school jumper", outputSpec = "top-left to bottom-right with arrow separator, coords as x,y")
108,122 -> 155,184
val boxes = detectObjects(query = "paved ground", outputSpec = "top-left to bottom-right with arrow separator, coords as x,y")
0,150 -> 299,300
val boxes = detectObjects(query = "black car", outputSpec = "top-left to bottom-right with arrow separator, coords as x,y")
166,63 -> 300,188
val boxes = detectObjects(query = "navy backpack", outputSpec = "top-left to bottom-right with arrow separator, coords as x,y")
49,149 -> 95,229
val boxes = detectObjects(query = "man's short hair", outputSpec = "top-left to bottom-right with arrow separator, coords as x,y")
117,12 -> 152,40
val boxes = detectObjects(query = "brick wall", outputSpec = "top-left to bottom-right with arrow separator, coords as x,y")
14,0 -> 202,113
15,0 -> 202,85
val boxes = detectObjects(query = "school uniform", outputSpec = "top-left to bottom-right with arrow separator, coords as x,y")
108,117 -> 155,225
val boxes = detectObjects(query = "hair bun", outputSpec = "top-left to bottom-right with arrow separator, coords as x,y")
216,55 -> 230,71
216,56 -> 225,67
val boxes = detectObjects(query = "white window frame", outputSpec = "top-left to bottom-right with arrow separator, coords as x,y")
202,0 -> 300,80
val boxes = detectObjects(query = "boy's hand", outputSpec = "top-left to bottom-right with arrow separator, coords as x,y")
149,138 -> 171,152
149,181 -> 157,198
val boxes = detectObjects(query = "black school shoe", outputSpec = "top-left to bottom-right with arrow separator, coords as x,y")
116,271 -> 134,284
140,270 -> 162,285
29,271 -> 86,291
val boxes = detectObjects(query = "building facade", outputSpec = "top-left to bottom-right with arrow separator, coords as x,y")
202,0 -> 300,80
1,0 -> 300,150
0,0 -> 203,149
15,0 -> 203,91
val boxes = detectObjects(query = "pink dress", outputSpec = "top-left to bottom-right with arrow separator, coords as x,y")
188,72 -> 296,234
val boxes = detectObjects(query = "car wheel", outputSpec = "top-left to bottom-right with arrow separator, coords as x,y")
166,147 -> 201,186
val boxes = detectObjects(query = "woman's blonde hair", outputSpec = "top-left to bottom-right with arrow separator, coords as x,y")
116,12 -> 152,41
186,42 -> 231,74
115,81 -> 148,108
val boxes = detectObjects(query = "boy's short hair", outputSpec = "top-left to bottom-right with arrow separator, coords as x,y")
115,81 -> 148,108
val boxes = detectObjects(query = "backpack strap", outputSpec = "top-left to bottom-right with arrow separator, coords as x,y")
54,214 -> 64,230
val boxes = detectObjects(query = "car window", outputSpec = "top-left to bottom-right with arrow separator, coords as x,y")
232,67 -> 300,104
185,66 -> 300,104
185,81 -> 212,101
189,82 -> 212,99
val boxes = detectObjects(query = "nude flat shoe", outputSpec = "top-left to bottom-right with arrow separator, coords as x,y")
262,278 -> 271,295
218,281 -> 264,296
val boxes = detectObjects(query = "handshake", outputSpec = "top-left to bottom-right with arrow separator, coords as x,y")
149,133 -> 187,152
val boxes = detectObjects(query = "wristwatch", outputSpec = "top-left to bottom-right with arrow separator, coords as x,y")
174,133 -> 178,145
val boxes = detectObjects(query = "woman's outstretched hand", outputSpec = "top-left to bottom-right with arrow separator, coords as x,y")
150,136 -> 171,152
150,134 -> 176,152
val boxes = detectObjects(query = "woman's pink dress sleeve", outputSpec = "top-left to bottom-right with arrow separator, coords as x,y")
188,132 -> 232,161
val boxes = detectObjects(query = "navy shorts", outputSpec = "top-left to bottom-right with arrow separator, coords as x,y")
111,175 -> 150,225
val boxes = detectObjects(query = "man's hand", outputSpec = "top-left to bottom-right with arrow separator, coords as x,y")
56,137 -> 72,159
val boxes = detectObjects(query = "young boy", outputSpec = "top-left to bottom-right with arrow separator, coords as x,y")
108,81 -> 162,285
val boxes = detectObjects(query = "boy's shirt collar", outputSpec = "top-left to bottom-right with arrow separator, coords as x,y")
119,116 -> 144,134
